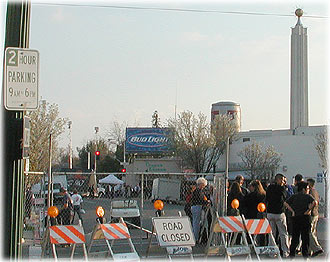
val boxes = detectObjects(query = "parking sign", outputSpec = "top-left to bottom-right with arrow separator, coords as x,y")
4,47 -> 39,110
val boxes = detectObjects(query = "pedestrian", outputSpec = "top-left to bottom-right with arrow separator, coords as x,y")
284,181 -> 316,259
265,173 -> 290,258
71,189 -> 83,224
244,180 -> 266,219
227,182 -> 245,216
184,184 -> 196,222
293,174 -> 303,194
235,175 -> 249,196
287,174 -> 304,249
306,178 -> 324,257
58,188 -> 73,225
190,177 -> 210,242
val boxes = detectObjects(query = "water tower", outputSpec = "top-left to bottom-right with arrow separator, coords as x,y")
211,101 -> 241,132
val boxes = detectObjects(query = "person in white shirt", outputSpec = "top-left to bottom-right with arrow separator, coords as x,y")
71,189 -> 83,224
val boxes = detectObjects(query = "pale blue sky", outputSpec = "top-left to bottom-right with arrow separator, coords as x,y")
1,0 -> 329,154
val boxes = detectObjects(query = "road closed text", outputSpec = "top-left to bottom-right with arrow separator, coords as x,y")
161,232 -> 191,242
153,217 -> 195,247
160,222 -> 191,243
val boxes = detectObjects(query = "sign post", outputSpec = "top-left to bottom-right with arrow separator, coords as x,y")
22,115 -> 30,159
4,47 -> 39,111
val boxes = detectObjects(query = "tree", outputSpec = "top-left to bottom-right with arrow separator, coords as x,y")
237,142 -> 282,181
167,111 -> 238,173
315,130 -> 328,171
315,129 -> 328,217
76,137 -> 120,172
28,100 -> 67,172
106,121 -> 127,162
206,113 -> 239,172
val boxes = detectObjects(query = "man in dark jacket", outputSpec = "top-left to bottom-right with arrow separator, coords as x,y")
266,173 -> 290,258
284,181 -> 316,259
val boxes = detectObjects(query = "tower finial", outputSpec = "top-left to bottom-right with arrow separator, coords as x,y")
295,8 -> 303,25
295,8 -> 303,17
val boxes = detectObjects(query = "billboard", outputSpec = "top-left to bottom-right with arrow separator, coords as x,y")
125,128 -> 173,153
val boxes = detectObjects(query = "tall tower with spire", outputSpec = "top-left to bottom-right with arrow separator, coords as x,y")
290,8 -> 309,130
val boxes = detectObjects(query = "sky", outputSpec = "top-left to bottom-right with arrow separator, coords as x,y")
1,0 -> 329,155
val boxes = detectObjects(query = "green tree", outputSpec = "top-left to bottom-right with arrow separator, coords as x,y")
76,138 -> 120,172
28,100 -> 67,172
237,142 -> 282,181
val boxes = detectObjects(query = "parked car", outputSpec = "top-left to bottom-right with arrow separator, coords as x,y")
110,199 -> 141,227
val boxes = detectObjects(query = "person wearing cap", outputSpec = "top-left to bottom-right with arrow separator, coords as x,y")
58,187 -> 73,225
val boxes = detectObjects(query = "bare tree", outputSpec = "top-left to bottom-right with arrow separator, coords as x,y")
238,142 -> 282,181
106,120 -> 128,161
107,121 -> 127,145
206,114 -> 239,172
167,111 -> 238,173
28,100 -> 67,172
315,130 -> 328,171
315,129 -> 328,217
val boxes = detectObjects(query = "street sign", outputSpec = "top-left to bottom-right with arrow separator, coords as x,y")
152,216 -> 195,247
4,47 -> 39,110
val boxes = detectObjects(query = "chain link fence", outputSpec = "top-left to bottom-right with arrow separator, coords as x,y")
22,171 -> 226,257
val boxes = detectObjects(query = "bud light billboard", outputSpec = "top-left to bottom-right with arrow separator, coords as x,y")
126,128 -> 173,153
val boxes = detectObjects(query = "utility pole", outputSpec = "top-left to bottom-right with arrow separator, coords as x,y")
3,0 -> 31,258
68,121 -> 73,169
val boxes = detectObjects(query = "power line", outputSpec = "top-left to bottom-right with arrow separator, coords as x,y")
34,2 -> 328,19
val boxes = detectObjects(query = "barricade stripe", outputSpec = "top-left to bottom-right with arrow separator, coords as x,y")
50,236 -> 59,244
262,221 -> 272,234
219,217 -> 239,233
231,216 -> 244,230
101,224 -> 120,239
246,219 -> 272,234
50,226 -> 74,244
58,226 -> 84,244
67,226 -> 86,243
254,220 -> 264,234
111,223 -> 130,239
246,219 -> 254,232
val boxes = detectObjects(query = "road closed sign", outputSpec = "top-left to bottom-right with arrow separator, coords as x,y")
4,47 -> 39,111
152,216 -> 195,247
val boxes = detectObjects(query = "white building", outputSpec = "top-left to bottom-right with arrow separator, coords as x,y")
214,9 -> 328,202
216,126 -> 327,200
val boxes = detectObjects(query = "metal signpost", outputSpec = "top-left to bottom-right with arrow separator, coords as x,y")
4,47 -> 39,111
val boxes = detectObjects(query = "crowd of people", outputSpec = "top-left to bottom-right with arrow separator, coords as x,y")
185,173 -> 324,259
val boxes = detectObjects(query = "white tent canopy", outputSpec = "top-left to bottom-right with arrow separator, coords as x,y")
99,174 -> 124,185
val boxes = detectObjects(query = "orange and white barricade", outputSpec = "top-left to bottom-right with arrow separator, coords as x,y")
245,218 -> 281,260
206,215 -> 252,260
88,221 -> 139,261
48,225 -> 88,260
